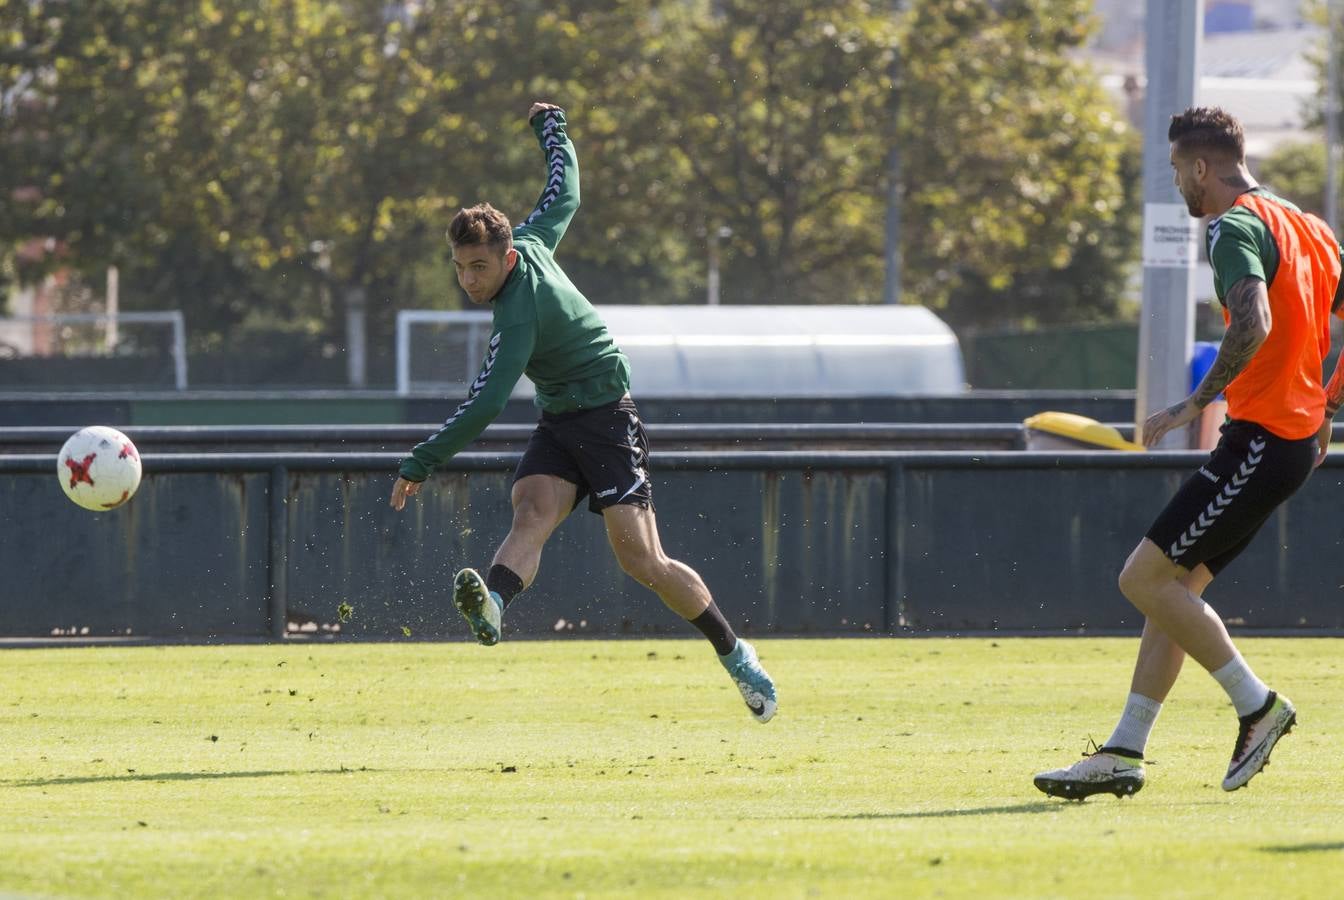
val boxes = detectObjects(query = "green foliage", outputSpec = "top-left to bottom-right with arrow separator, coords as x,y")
1258,141 -> 1331,218
3,0 -> 489,339
1258,0 -> 1340,223
1297,0 -> 1335,130
0,0 -> 1140,357
597,0 -> 902,306
898,0 -> 1137,329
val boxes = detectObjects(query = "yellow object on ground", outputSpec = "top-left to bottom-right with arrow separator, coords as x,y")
1023,411 -> 1145,452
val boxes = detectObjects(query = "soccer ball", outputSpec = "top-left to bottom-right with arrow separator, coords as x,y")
57,426 -> 142,511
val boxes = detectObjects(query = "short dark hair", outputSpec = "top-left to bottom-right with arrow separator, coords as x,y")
448,204 -> 512,253
1168,106 -> 1245,162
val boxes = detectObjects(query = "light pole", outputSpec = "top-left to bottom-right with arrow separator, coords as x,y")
311,240 -> 367,389
707,225 -> 732,306
1326,0 -> 1340,234
1136,0 -> 1203,448
883,1 -> 904,306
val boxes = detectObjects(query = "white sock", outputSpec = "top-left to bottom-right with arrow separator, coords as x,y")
1105,693 -> 1162,756
1211,654 -> 1271,717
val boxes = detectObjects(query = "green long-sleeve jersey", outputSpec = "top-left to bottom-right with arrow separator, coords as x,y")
399,110 -> 631,483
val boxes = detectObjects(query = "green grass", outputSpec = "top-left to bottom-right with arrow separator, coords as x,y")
2,638 -> 1341,898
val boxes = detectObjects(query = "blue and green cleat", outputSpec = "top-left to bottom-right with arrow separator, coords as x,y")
720,639 -> 777,723
453,568 -> 502,646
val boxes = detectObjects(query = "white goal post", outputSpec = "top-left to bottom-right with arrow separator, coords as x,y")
0,311 -> 188,389
395,310 -> 496,396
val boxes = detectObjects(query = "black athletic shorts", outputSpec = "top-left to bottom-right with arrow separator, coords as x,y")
514,395 -> 653,514
1145,419 -> 1316,575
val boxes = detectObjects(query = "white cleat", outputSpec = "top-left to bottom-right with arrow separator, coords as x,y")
1223,691 -> 1296,792
1034,742 -> 1145,800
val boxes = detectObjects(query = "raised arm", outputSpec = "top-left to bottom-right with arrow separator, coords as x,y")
1191,277 -> 1272,405
513,103 -> 579,252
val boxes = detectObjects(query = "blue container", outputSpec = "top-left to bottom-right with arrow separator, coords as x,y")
1205,3 -> 1254,34
1190,340 -> 1222,397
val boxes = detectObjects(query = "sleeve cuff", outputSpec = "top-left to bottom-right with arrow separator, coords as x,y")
398,459 -> 431,483
532,109 -> 566,132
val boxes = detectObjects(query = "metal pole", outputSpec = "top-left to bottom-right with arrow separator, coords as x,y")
883,144 -> 902,305
268,465 -> 289,640
105,265 -> 119,352
345,285 -> 368,388
707,227 -> 721,306
1136,0 -> 1204,448
395,311 -> 411,395
883,4 -> 903,305
171,311 -> 188,390
1327,0 -> 1340,234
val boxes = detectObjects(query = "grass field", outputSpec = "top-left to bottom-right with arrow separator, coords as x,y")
2,638 -> 1341,898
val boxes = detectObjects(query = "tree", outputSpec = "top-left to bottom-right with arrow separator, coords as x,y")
1255,0 -> 1340,224
581,0 -> 902,306
1,0 -> 1142,382
578,0 -> 1138,326
1258,141 -> 1329,218
0,1 -> 658,351
896,0 -> 1136,330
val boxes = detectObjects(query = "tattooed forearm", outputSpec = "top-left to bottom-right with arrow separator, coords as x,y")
1326,357 -> 1344,417
1192,277 -> 1270,408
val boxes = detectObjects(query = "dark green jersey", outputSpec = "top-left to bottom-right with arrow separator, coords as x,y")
400,110 -> 630,482
1207,187 -> 1344,303
1207,188 -> 1285,301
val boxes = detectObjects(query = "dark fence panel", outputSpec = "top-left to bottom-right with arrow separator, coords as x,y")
3,451 -> 1342,639
897,456 -> 1344,631
1,469 -> 271,636
275,465 -> 888,637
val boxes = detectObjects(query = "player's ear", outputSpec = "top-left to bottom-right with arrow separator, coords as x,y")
505,247 -> 518,271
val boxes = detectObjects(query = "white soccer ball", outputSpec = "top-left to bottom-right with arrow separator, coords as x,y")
57,426 -> 142,511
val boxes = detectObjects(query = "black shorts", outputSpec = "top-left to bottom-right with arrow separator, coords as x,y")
1146,419 -> 1315,575
514,396 -> 653,514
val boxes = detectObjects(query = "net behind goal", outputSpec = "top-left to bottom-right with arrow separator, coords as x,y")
395,310 -> 533,398
0,312 -> 188,390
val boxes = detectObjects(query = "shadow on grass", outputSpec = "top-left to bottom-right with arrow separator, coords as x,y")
1260,841 -> 1344,854
6,768 -> 377,788
810,802 -> 1064,820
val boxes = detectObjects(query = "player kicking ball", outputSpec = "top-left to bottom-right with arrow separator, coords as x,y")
1035,107 -> 1343,800
389,101 -> 776,724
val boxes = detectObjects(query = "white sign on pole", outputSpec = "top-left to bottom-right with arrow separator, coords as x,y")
1142,202 -> 1200,268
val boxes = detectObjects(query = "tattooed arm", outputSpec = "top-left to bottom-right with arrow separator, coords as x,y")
1316,283 -> 1344,466
1327,263 -> 1344,418
1141,276 -> 1271,447
1193,277 -> 1271,405
1325,357 -> 1344,419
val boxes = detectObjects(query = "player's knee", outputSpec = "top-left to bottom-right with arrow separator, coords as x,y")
510,496 -> 554,533
615,548 -> 665,587
1117,558 -> 1159,609
1117,564 -> 1139,602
